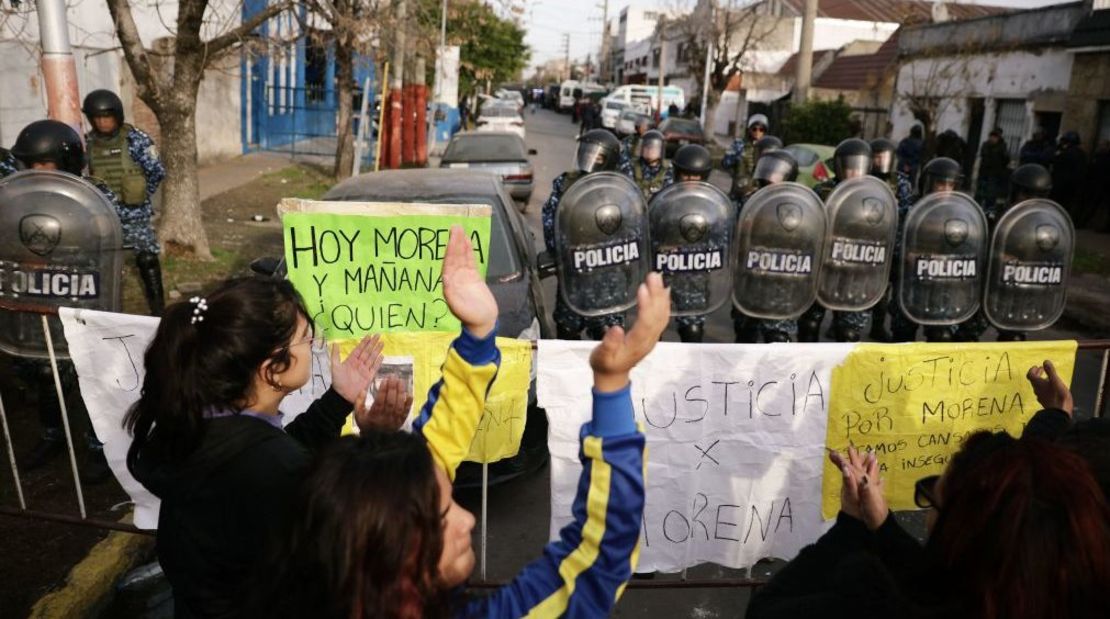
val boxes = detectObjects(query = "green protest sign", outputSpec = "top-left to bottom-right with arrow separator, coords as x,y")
279,199 -> 491,339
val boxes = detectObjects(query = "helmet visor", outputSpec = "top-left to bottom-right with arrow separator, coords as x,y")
754,156 -> 795,185
575,142 -> 611,173
872,151 -> 893,175
641,137 -> 663,162
835,154 -> 871,179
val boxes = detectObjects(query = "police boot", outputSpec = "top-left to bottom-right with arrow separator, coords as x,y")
764,331 -> 791,343
869,304 -> 891,342
836,326 -> 862,343
678,323 -> 704,343
556,324 -> 581,340
136,252 -> 165,316
797,318 -> 822,343
735,325 -> 760,343
997,330 -> 1027,342
891,325 -> 917,343
924,327 -> 954,343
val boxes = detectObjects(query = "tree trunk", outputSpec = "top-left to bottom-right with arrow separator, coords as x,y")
157,106 -> 213,259
334,39 -> 356,180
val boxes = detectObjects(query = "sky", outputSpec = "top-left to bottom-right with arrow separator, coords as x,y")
522,0 -> 1075,72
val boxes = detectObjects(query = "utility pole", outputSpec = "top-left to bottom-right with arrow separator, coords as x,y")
794,0 -> 816,104
700,40 -> 713,129
598,0 -> 609,84
389,0 -> 408,169
656,16 -> 666,120
562,33 -> 571,81
36,0 -> 83,139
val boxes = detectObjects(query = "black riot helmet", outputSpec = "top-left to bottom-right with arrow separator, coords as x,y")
82,89 -> 125,125
11,120 -> 85,175
639,130 -> 665,163
832,138 -> 871,181
1009,163 -> 1052,204
574,129 -> 622,173
919,157 -> 963,196
672,144 -> 713,181
869,138 -> 896,178
754,135 -> 783,160
753,150 -> 798,187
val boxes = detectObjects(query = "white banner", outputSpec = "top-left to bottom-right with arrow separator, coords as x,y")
538,340 -> 854,573
58,308 -> 333,529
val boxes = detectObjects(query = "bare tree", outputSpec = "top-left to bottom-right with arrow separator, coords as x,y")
894,51 -> 980,147
105,0 -> 290,259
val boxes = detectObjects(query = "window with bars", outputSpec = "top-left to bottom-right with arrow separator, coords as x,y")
994,98 -> 1027,161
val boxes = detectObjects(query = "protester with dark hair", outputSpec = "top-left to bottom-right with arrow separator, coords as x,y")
748,360 -> 1110,619
125,227 -> 494,619
253,273 -> 670,619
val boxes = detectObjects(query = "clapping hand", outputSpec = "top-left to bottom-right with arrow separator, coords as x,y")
442,225 -> 498,339
829,445 -> 889,531
589,273 -> 671,392
1027,359 -> 1073,417
329,335 -> 384,405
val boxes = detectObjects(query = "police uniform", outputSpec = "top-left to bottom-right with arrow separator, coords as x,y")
621,157 -> 673,202
86,123 -> 165,256
722,139 -> 756,200
542,171 -> 626,339
0,147 -> 17,177
619,134 -> 642,169
730,188 -> 797,342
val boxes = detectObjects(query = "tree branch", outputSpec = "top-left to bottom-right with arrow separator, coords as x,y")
105,0 -> 163,107
205,0 -> 291,60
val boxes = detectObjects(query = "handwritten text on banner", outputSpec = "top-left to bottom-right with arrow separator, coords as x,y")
821,341 -> 1077,518
280,199 -> 491,340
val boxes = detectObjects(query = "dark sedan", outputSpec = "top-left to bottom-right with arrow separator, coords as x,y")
322,169 -> 552,486
440,132 -> 536,207
659,117 -> 707,157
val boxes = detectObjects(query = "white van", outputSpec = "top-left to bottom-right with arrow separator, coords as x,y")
558,80 -> 606,112
606,85 -> 686,118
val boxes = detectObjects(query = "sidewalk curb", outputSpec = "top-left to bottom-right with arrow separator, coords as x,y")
28,516 -> 153,619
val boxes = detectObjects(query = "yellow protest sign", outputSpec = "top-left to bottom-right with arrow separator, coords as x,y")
821,341 -> 1077,518
340,332 -> 532,464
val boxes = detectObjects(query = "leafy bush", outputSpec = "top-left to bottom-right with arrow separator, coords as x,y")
782,97 -> 854,146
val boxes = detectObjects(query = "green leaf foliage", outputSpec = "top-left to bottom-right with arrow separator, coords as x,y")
782,98 -> 854,146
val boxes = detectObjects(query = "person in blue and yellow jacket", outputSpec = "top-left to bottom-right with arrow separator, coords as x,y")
252,272 -> 670,619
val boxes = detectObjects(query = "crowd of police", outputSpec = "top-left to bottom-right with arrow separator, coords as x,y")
542,113 -> 1074,347
0,90 -> 164,481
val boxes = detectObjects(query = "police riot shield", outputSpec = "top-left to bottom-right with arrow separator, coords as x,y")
898,192 -> 987,325
0,170 -> 124,359
817,176 -> 897,311
733,182 -> 826,319
555,172 -> 650,316
648,181 -> 736,316
984,199 -> 1074,331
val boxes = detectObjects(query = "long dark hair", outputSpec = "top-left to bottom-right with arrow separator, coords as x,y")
124,277 -> 310,469
929,431 -> 1110,619
249,431 -> 451,619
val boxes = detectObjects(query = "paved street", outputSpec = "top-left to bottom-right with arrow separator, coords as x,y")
455,108 -> 1110,618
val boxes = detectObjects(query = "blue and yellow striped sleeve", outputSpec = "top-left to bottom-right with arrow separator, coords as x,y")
463,383 -> 646,618
413,326 -> 501,481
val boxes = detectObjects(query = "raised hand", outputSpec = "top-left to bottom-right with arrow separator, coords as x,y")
355,376 -> 414,433
1027,359 -> 1073,417
857,450 -> 889,531
442,225 -> 498,339
329,335 -> 384,405
829,446 -> 864,521
589,272 -> 671,392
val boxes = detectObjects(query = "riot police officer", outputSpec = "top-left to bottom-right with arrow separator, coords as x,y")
722,114 -> 768,200
955,163 -> 1053,342
620,115 -> 653,169
621,130 -> 672,202
83,89 -> 166,316
0,146 -> 17,177
799,138 -> 872,342
890,156 -> 965,342
542,129 -> 626,339
867,137 -> 914,341
733,149 -> 801,343
7,119 -> 116,481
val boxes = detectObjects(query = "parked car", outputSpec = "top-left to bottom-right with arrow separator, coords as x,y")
440,132 -> 536,205
599,98 -> 629,132
476,102 -> 526,139
658,117 -> 707,157
782,143 -> 836,188
320,169 -> 553,487
495,88 -> 525,112
617,109 -> 653,137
